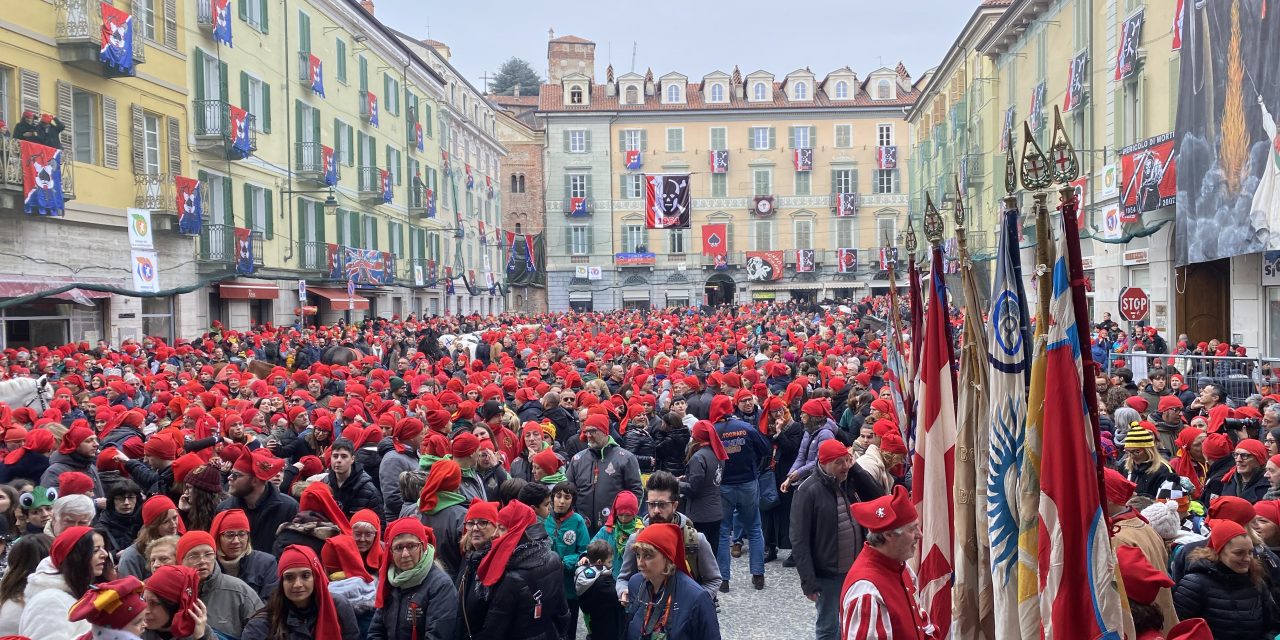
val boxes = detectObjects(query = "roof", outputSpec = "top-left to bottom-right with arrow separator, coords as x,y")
538,80 -> 917,113
491,95 -> 539,107
982,0 -> 1013,5
549,35 -> 594,45
421,39 -> 447,48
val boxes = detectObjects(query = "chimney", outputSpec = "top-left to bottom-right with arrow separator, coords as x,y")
513,84 -> 521,97
360,0 -> 374,13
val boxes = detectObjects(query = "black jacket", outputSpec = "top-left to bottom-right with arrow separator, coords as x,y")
241,595 -> 360,640
0,451 -> 49,484
516,401 -> 544,424
1172,559 -> 1274,640
542,406 -> 578,447
40,451 -> 106,498
1219,468 -> 1271,504
421,503 -> 467,581
221,549 -> 278,602
358,438 -> 392,490
326,467 -> 383,519
472,533 -> 568,640
789,463 -> 883,596
652,424 -> 690,476
368,561 -> 458,640
621,426 -> 657,474
95,500 -> 142,556
217,482 -> 300,555
124,459 -> 175,498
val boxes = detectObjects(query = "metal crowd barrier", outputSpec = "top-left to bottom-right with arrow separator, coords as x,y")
1105,352 -> 1280,404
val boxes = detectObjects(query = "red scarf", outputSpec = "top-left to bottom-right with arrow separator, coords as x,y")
278,546 -> 341,640
477,501 -> 536,587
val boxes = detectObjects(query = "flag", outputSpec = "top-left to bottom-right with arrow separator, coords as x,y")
568,197 -> 588,217
877,145 -> 897,169
701,224 -> 728,256
465,164 -> 474,191
444,266 -> 454,294
1000,106 -> 1016,152
21,141 -> 65,216
307,54 -> 325,97
796,249 -> 815,273
441,150 -> 451,175
228,104 -> 251,159
486,175 -> 494,199
1028,82 -> 1047,132
1064,51 -> 1088,112
478,220 -> 487,246
175,175 -> 202,233
625,150 -> 642,170
912,242 -> 956,639
836,192 -> 859,217
506,231 -> 518,272
1115,9 -> 1145,81
985,202 -> 1031,638
415,122 -> 424,151
233,227 -> 254,274
467,269 -> 477,296
381,252 -> 396,285
321,145 -> 337,186
1172,0 -> 1184,50
1039,212 -> 1123,640
744,251 -> 784,281
427,259 -> 437,287
837,248 -> 857,273
525,234 -> 536,272
366,92 -> 379,126
878,247 -> 898,271
713,254 -> 728,270
793,148 -> 813,171
486,271 -> 496,294
211,0 -> 232,46
99,2 -> 134,75
380,169 -> 392,203
326,243 -> 343,279
645,174 -> 691,229
344,247 -> 387,284
709,150 -> 729,173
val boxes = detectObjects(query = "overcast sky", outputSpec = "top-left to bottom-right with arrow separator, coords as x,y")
377,0 -> 979,93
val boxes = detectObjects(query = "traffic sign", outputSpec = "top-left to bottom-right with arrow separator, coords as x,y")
347,279 -> 355,311
297,280 -> 306,302
1118,287 -> 1149,321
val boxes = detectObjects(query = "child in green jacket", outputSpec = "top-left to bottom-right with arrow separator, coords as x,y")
545,480 -> 590,640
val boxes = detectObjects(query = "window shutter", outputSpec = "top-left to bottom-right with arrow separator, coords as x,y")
19,69 -> 39,116
585,174 -> 593,202
620,174 -> 628,198
166,116 -> 181,175
219,61 -> 229,103
830,169 -> 839,195
563,175 -> 570,201
640,130 -> 648,152
130,104 -> 145,175
335,209 -> 346,245
192,50 -> 204,102
586,226 -> 594,253
768,127 -> 776,149
564,226 -> 573,255
294,101 -> 303,165
242,183 -> 253,227
163,0 -> 177,48
358,57 -> 367,92
851,169 -> 859,192
221,177 -> 232,225
264,188 -> 274,238
262,82 -> 272,133
890,169 -> 899,193
562,131 -> 570,153
787,126 -> 796,149
102,96 -> 118,168
238,0 -> 246,20
618,130 -> 625,152
56,80 -> 73,150
808,126 -> 817,146
345,124 -> 354,167
239,72 -> 249,115
583,130 -> 591,152
258,0 -> 267,32
299,12 -> 310,53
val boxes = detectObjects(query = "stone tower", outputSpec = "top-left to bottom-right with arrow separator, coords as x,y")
546,32 -> 596,83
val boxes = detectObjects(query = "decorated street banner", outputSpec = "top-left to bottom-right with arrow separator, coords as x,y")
793,148 -> 813,171
1064,51 -> 1088,112
415,123 -> 425,151
413,263 -> 424,286
366,92 -> 379,127
625,150 -> 642,170
380,169 -> 393,203
1120,132 -> 1176,221
382,252 -> 396,285
876,145 -> 897,170
100,2 -> 134,75
326,243 -> 343,279
233,227 -> 254,274
426,188 -> 436,218
1070,175 -> 1089,230
504,232 -> 545,287
131,250 -> 159,293
795,249 -> 815,273
486,176 -> 494,200
837,248 -> 858,273
344,247 -> 387,284
465,164 -> 474,191
701,224 -> 727,256
175,175 -> 202,234
879,246 -> 899,271
568,196 -> 588,217
1028,82 -> 1047,133
644,174 -> 691,229
211,0 -> 232,46
709,150 -> 729,174
1175,0 -> 1280,264
229,105 -> 252,159
744,251 -> 783,281
1000,106 -> 1016,152
1172,0 -> 1184,51
321,145 -> 337,186
444,266 -> 454,294
1115,10 -> 1145,81
836,192 -> 859,217
442,150 -> 451,175
307,54 -> 325,98
127,208 -> 153,249
426,259 -> 437,287
21,141 -> 65,216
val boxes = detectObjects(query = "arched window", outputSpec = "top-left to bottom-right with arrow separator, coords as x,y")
510,174 -> 518,193
877,80 -> 891,100
710,83 -> 725,102
753,82 -> 767,101
794,82 -> 807,100
625,85 -> 639,104
835,80 -> 849,99
515,223 -> 522,234
666,83 -> 681,103
518,174 -> 525,193
570,86 -> 583,104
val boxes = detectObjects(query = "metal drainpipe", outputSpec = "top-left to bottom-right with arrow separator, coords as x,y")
282,0 -> 294,262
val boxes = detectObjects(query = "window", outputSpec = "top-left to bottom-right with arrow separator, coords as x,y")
834,168 -> 856,193
668,229 -> 687,254
793,125 -> 811,149
753,220 -> 773,250
335,39 -> 347,83
245,0 -> 264,31
246,75 -> 266,132
709,127 -> 727,151
0,68 -> 10,126
836,218 -> 855,248
623,129 -> 643,151
623,224 -> 647,253
625,85 -> 639,104
794,171 -> 811,196
665,84 -> 681,103
569,225 -> 591,254
335,120 -> 352,166
835,80 -> 849,99
142,113 -> 161,174
71,88 -> 99,165
666,128 -> 684,152
877,124 -> 894,147
753,82 -> 766,101
753,169 -> 771,196
141,297 -> 174,343
384,75 -> 400,115
386,146 -> 401,185
875,169 -> 896,194
710,83 -> 725,102
568,130 -> 586,153
835,124 -> 852,148
569,174 -> 587,198
794,219 -> 813,249
140,0 -> 156,40
510,173 -> 526,193
1121,80 -> 1141,145
876,217 -> 897,244
245,184 -> 267,234
362,215 -> 379,249
794,81 -> 807,100
876,79 -> 892,100
711,173 -> 727,197
569,86 -> 583,104
750,126 -> 772,150
621,174 -> 643,199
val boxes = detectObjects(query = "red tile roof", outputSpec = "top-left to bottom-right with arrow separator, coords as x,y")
491,95 -> 540,107
549,35 -> 594,44
538,81 -> 918,113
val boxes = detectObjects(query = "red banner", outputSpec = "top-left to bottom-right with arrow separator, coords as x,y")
701,224 -> 727,256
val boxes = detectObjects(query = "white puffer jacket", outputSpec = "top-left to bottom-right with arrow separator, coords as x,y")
19,557 -> 90,640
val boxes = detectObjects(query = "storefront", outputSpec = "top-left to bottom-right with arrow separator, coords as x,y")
0,281 -> 111,349
622,289 -> 651,311
569,290 -> 593,312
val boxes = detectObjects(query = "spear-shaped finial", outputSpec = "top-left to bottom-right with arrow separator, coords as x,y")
1048,105 -> 1080,185
1019,121 -> 1053,191
1004,125 -> 1017,195
905,214 -> 918,253
923,193 -> 943,246
953,174 -> 966,230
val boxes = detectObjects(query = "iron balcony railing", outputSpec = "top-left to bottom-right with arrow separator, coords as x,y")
356,166 -> 382,198
298,240 -> 327,272
0,137 -> 77,201
359,90 -> 376,123
133,172 -> 174,211
193,100 -> 257,154
55,0 -> 145,63
408,181 -> 432,218
295,142 -> 334,182
194,0 -> 213,29
200,223 -> 264,266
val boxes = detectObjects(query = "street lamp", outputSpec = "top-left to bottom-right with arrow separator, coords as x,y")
282,186 -> 339,216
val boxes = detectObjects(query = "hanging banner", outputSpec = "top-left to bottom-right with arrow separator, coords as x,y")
22,141 -> 65,216
175,175 -> 202,234
131,250 -> 159,292
709,150 -> 729,173
796,249 -> 815,273
744,251 -> 784,281
127,208 -> 153,249
228,105 -> 252,159
1115,10 -> 1145,81
701,223 -> 728,256
307,54 -> 325,97
366,92 -> 379,127
1120,131 -> 1176,221
625,150 -> 642,170
1064,51 -> 1088,112
99,2 -> 134,75
211,0 -> 232,46
838,248 -> 858,273
380,169 -> 393,203
344,247 -> 388,284
644,174 -> 691,229
233,227 -> 254,274
321,145 -> 337,186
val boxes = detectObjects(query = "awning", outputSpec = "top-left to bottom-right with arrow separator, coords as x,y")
0,280 -> 113,305
569,291 -> 593,301
622,289 -> 650,301
308,287 -> 370,311
218,281 -> 280,300
751,282 -> 826,291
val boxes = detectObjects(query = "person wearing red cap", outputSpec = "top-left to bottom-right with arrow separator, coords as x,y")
143,565 -> 210,640
379,417 -> 427,521
678,421 -> 726,550
416,459 -> 468,579
16,526 -> 104,639
1116,545 -> 1178,639
1170,427 -> 1209,500
471,501 -> 569,638
781,398 -> 839,493
119,433 -> 178,498
217,449 -> 299,556
1218,438 -> 1270,503
39,423 -> 104,500
1172,519 -> 1274,639
324,437 -> 383,520
67,575 -> 148,638
320,535 -> 377,633
369,517 -> 459,640
1103,467 -> 1172,579
210,509 -> 278,602
241,545 -> 359,640
622,523 -> 720,640
449,431 -> 490,504
839,486 -> 934,640
178,529 -> 263,639
709,394 -> 772,591
563,414 -> 642,532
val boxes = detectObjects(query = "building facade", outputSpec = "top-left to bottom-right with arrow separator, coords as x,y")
0,0 -> 197,348
493,94 -> 548,313
538,35 -> 917,311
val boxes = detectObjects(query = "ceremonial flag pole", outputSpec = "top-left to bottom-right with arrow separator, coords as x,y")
951,177 -> 994,640
913,194 -> 956,638
885,226 -> 914,431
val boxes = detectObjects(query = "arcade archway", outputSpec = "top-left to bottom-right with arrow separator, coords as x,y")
704,273 -> 735,307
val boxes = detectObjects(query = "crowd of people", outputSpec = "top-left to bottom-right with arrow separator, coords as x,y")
0,298 -> 1253,639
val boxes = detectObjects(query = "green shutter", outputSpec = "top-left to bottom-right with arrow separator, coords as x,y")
242,183 -> 252,227
264,188 -> 274,238
314,206 -> 325,243
618,130 -> 625,152
583,130 -> 591,152
335,39 -> 346,82
356,132 -> 364,167
223,177 -> 233,225
640,130 -> 647,151
239,71 -> 249,115
298,198 -> 306,242
345,125 -> 353,167
258,0 -> 267,32
424,105 -> 432,136
219,61 -> 229,103
787,126 -> 796,149
238,0 -> 246,21
312,108 -> 320,148
335,209 -> 346,245
562,131 -> 570,153
768,127 -> 776,149
193,49 -> 205,102
262,82 -> 271,133
294,101 -> 303,165
358,57 -> 367,92
585,174 -> 593,201
809,126 -> 817,146
563,175 -> 570,201
298,11 -> 310,53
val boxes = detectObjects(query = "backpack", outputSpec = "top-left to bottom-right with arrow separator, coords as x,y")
682,522 -> 703,584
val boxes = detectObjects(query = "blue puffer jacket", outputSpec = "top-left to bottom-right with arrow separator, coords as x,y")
623,571 -> 720,640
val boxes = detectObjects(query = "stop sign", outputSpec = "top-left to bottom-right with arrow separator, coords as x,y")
1118,287 -> 1149,321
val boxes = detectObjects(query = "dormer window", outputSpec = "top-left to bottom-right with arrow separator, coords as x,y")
753,82 -> 766,101
710,83 -> 724,102
625,85 -> 639,104
876,79 -> 891,100
666,83 -> 681,103
570,85 -> 584,104
794,82 -> 807,100
835,81 -> 849,99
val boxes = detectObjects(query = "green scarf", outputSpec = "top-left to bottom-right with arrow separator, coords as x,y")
429,490 -> 468,515
419,453 -> 443,470
461,466 -> 478,480
388,544 -> 436,589
613,518 -> 640,556
540,470 -> 567,486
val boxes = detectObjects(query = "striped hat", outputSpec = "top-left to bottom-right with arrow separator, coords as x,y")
1124,424 -> 1156,448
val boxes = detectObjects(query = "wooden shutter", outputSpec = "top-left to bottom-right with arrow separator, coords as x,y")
238,0 -> 246,21
345,123 -> 353,167
562,175 -> 570,201
130,104 -> 145,174
564,226 -> 573,255
264,188 -> 274,238
102,95 -> 118,168
640,130 -> 647,151
298,11 -> 310,53
618,130 -> 625,152
830,169 -> 839,195
166,116 -> 181,175
218,61 -> 229,103
297,198 -> 306,243
808,126 -> 817,147
562,131 -> 570,153
314,206 -> 324,243
193,49 -> 204,102
851,169 -> 859,192
242,183 -> 253,227
262,81 -> 272,133
19,69 -> 39,116
239,72 -> 249,118
294,100 -> 303,165
258,0 -> 267,32
56,80 -> 73,151
768,127 -> 776,149
583,130 -> 591,152
787,126 -> 796,149
584,173 -> 593,202
221,176 -> 232,225
163,0 -> 177,48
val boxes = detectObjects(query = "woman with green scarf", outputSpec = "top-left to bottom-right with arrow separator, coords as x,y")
417,458 -> 469,580
589,491 -> 643,576
369,517 -> 459,640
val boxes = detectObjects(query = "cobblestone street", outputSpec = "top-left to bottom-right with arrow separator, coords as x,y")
716,548 -> 819,639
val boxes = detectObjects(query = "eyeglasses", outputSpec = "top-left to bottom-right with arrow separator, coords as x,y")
1233,453 -> 1256,460
391,542 -> 423,555
464,520 -> 495,529
219,531 -> 249,540
227,471 -> 246,481
647,501 -> 674,509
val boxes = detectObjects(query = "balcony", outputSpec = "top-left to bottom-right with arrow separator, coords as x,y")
564,198 -> 593,217
356,166 -> 382,201
295,142 -> 336,184
133,172 -> 177,216
194,0 -> 214,29
199,224 -> 264,267
358,90 -> 377,124
193,100 -> 257,159
55,0 -> 144,76
0,137 -> 77,208
408,182 -> 433,219
298,240 -> 328,273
